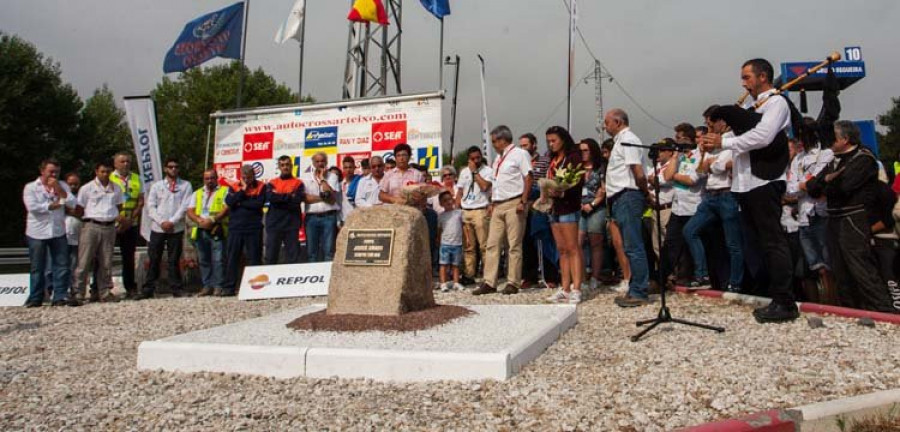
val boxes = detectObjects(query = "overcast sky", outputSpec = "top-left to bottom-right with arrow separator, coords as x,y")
5,0 -> 900,154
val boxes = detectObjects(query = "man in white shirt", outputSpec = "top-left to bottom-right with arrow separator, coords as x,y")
472,125 -> 533,296
23,158 -> 79,307
356,156 -> 385,208
73,160 -> 125,302
701,58 -> 798,323
139,157 -> 193,299
604,109 -> 652,308
63,173 -> 83,285
684,107 -> 745,293
662,124 -> 704,288
456,146 -> 493,284
301,151 -> 340,262
793,126 -> 836,304
647,141 -> 675,272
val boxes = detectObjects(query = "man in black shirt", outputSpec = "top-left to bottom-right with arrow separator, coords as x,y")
807,121 -> 895,313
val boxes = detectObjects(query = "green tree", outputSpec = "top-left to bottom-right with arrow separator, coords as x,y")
77,84 -> 131,174
877,97 -> 900,173
152,62 -> 297,185
0,32 -> 83,246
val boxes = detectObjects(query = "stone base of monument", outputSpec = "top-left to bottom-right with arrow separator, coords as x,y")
137,303 -> 577,382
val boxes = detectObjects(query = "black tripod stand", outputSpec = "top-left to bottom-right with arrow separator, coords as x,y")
621,142 -> 725,342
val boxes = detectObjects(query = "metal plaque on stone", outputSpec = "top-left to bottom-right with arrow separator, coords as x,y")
343,229 -> 394,266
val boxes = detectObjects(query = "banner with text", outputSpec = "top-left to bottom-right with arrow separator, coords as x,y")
213,94 -> 443,182
124,96 -> 163,241
0,274 -> 30,307
238,262 -> 331,301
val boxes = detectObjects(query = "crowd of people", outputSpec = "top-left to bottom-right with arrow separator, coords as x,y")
23,57 -> 900,324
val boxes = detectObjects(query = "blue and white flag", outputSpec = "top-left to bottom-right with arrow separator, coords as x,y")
163,2 -> 245,73
419,0 -> 450,19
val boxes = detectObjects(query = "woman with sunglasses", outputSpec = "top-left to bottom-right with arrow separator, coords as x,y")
578,138 -> 607,292
544,126 -> 586,304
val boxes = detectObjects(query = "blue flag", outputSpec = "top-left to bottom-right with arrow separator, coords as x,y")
163,2 -> 245,73
419,0 -> 450,19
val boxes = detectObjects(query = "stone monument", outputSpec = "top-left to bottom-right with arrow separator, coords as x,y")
326,205 -> 435,316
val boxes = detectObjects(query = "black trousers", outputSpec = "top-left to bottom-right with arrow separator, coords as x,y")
734,181 -> 793,305
144,231 -> 183,295
663,214 -> 693,281
828,213 -> 896,313
224,230 -> 262,294
872,237 -> 900,313
265,228 -> 300,265
117,226 -> 139,292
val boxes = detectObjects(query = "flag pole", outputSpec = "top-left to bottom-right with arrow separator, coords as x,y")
567,0 -> 575,131
298,0 -> 307,102
438,18 -> 444,90
236,0 -> 251,108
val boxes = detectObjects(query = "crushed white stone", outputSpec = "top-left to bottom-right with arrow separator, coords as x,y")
1,288 -> 898,431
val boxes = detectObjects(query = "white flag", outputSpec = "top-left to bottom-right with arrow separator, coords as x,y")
123,96 -> 163,241
275,0 -> 306,44
478,55 -> 496,162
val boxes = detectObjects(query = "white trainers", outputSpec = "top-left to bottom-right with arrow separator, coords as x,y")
546,289 -> 568,303
453,282 -> 465,291
440,282 -> 452,293
569,290 -> 583,304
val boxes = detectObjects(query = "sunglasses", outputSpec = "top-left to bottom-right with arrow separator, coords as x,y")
442,174 -> 454,178
166,165 -> 179,169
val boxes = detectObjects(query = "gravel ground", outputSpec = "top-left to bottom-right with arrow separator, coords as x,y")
1,287 -> 898,431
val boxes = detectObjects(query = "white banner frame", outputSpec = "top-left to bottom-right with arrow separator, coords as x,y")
0,274 -> 30,307
238,262 -> 331,301
124,96 -> 164,241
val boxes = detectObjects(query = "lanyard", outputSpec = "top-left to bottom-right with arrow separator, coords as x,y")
548,154 -> 567,179
494,146 -> 514,178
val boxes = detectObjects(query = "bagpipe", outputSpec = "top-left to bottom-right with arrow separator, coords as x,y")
711,52 -> 842,180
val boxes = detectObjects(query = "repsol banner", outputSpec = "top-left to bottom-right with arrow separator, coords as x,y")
124,96 -> 163,241
238,262 -> 331,301
211,92 -> 443,180
0,274 -> 30,307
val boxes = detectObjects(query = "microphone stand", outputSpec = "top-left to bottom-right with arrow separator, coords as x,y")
620,142 -> 725,342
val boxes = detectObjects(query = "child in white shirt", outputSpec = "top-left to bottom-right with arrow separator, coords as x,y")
437,191 -> 464,292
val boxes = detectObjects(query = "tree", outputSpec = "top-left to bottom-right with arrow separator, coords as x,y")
77,84 -> 132,173
877,97 -> 900,169
152,62 -> 297,184
0,33 -> 83,246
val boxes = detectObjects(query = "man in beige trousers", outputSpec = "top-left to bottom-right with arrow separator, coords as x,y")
473,126 -> 533,296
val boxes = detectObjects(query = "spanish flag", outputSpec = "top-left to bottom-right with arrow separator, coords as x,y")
348,0 -> 389,25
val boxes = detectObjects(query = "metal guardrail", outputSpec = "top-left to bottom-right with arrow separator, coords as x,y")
0,247 -> 148,266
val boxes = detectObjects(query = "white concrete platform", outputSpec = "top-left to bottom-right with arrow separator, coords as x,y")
137,304 -> 577,382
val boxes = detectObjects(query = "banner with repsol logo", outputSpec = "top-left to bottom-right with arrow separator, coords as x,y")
238,262 -> 331,301
0,274 -> 30,307
212,92 -> 443,181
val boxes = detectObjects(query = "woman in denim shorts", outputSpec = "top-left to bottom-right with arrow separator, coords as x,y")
578,138 -> 608,291
544,126 -> 586,304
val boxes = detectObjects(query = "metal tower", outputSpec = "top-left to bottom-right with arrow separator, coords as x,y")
342,0 -> 403,99
588,60 -> 611,135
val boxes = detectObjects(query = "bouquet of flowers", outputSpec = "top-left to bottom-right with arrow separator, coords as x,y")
533,164 -> 586,213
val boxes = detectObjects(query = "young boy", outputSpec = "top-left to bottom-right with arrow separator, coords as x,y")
437,191 -> 465,292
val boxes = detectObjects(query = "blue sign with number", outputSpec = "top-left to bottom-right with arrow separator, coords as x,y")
844,46 -> 863,62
